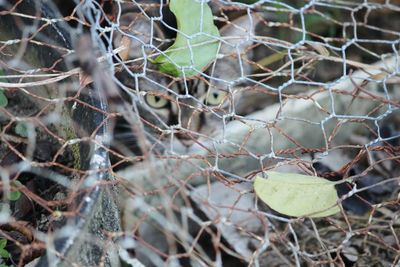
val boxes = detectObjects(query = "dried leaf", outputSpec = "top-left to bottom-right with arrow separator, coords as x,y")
254,171 -> 340,218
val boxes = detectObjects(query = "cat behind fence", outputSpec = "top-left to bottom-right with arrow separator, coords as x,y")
112,11 -> 259,155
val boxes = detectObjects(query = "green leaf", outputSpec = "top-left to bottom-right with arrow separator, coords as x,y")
0,239 -> 6,249
233,0 -> 259,3
7,191 -> 21,201
254,171 -> 340,218
0,248 -> 9,258
154,0 -> 220,77
7,181 -> 23,201
0,90 -> 7,108
11,180 -> 23,187
15,122 -> 29,137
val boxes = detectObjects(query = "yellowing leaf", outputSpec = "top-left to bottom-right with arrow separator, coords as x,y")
154,0 -> 220,77
254,171 -> 340,218
369,72 -> 388,80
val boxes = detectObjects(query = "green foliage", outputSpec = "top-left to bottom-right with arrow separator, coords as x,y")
7,191 -> 21,201
0,90 -> 7,108
0,240 -> 6,249
0,69 -> 7,108
15,122 -> 28,137
8,181 -> 22,201
0,239 -> 9,259
233,0 -> 259,3
154,0 -> 220,77
254,171 -> 340,218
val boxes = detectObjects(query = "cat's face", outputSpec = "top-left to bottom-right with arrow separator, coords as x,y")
113,13 -> 257,153
132,73 -> 233,153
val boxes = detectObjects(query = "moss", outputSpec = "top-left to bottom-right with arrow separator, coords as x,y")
61,106 -> 81,171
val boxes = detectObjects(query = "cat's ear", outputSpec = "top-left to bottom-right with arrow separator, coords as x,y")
113,13 -> 164,61
209,14 -> 260,86
113,13 -> 169,89
219,14 -> 259,52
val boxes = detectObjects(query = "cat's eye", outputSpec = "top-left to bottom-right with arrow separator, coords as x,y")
145,93 -> 169,109
204,91 -> 227,106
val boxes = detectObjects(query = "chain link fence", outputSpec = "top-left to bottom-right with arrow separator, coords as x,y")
0,0 -> 399,266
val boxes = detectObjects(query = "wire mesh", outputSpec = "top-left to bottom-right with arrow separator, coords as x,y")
0,0 -> 399,266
